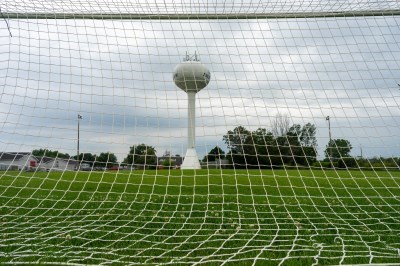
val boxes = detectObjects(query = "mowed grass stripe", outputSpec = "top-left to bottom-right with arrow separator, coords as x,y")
0,169 -> 399,265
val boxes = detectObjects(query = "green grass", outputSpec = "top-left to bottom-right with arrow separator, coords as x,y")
0,169 -> 399,265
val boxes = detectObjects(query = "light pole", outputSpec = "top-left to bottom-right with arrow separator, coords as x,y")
77,114 -> 82,169
326,116 -> 332,160
326,116 -> 331,142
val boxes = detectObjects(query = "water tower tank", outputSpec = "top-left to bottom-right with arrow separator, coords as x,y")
173,61 -> 210,93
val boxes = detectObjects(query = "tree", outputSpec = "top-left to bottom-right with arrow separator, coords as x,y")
74,153 -> 97,165
223,122 -> 318,169
288,123 -> 317,165
272,113 -> 290,137
81,153 -> 97,164
96,152 -> 118,168
252,128 -> 275,167
325,139 -> 352,161
32,149 -> 70,159
300,123 -> 317,147
278,130 -> 302,166
123,144 -> 157,169
223,126 -> 256,168
162,159 -> 173,168
223,126 -> 281,168
223,126 -> 250,153
202,146 -> 225,162
289,123 -> 317,147
160,150 -> 173,168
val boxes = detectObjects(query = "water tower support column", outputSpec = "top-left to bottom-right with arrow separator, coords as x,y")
187,91 -> 196,149
181,91 -> 201,169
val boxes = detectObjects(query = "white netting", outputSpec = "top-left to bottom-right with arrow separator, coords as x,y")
0,1 -> 400,265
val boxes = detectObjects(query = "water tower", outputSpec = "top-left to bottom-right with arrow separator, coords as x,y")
173,52 -> 211,169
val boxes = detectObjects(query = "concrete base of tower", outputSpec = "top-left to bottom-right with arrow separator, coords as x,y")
181,148 -> 202,169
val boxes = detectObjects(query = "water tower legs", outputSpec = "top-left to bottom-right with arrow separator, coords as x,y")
181,148 -> 201,169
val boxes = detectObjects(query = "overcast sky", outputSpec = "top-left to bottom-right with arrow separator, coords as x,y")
1,1 -> 400,161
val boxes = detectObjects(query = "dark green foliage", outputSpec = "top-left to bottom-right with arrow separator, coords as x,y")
96,152 -> 118,167
75,153 -> 97,166
338,157 -> 358,169
123,143 -> 157,169
325,139 -> 352,161
162,158 -> 173,167
32,149 -> 70,159
202,146 -> 225,162
356,157 -> 400,170
223,124 -> 317,169
290,123 -> 317,147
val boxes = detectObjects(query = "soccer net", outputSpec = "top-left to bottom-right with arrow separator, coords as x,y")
1,0 -> 400,265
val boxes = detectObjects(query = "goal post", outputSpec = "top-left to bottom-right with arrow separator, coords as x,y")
4,10 -> 400,20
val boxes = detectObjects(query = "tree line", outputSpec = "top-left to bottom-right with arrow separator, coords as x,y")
30,131 -> 350,170
201,113 -> 358,169
216,124 -> 363,169
219,123 -> 318,168
31,114 -> 399,170
32,144 -> 159,169
32,149 -> 118,168
202,115 -> 398,169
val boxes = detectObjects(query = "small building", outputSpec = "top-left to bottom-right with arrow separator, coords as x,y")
157,155 -> 183,169
0,152 -> 90,172
0,152 -> 38,171
37,156 -> 79,171
202,159 -> 230,169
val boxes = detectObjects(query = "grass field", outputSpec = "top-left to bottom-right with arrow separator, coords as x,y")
0,169 -> 399,265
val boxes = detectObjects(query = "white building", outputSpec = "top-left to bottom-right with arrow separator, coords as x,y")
0,152 -> 81,171
0,152 -> 38,171
202,159 -> 230,169
36,156 -> 79,171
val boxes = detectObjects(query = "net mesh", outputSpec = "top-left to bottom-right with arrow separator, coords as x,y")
1,1 -> 400,265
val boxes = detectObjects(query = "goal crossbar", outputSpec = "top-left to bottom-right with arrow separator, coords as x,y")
3,10 -> 400,20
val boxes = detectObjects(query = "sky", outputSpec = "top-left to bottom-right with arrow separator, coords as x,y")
0,1 -> 400,162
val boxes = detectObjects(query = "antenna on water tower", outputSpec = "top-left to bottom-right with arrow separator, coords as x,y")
173,52 -> 211,169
